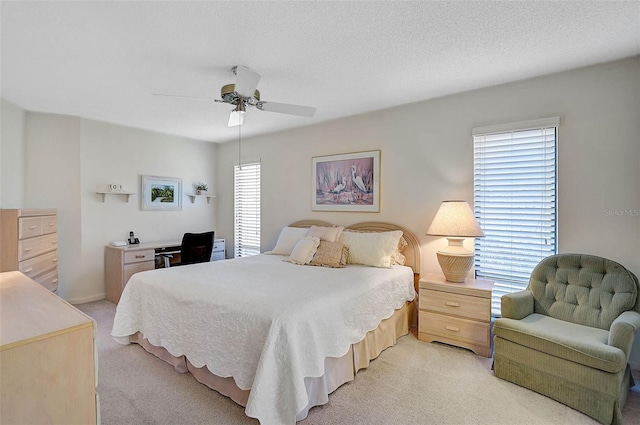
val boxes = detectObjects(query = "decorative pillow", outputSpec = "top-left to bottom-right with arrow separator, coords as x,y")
307,225 -> 345,242
264,227 -> 309,255
339,230 -> 403,268
287,236 -> 321,265
309,241 -> 349,268
391,235 -> 408,266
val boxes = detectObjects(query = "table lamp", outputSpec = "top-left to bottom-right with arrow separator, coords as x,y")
427,200 -> 484,282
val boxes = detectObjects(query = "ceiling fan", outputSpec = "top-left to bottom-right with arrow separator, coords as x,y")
154,65 -> 316,127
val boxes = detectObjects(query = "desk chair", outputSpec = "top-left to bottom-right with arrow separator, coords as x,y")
163,231 -> 215,267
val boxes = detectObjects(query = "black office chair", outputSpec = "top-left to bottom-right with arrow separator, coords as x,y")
162,231 -> 215,267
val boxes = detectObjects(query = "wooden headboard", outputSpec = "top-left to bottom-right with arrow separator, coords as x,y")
289,220 -> 421,288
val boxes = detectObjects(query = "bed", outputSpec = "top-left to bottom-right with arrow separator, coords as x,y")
111,221 -> 421,425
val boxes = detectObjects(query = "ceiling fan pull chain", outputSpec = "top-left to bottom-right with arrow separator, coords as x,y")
238,119 -> 242,170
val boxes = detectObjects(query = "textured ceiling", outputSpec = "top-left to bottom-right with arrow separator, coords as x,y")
2,1 -> 639,143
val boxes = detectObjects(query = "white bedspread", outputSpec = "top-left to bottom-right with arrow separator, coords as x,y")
111,254 -> 415,425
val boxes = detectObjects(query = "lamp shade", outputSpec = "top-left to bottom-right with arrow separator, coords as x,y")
426,201 -> 484,238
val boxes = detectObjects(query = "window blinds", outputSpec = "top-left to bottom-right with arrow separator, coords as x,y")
234,162 -> 261,258
473,118 -> 558,316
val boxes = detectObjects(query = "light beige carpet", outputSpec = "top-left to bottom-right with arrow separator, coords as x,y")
78,300 -> 640,425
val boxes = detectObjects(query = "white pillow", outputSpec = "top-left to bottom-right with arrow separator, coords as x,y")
307,225 -> 344,242
265,227 -> 309,255
339,230 -> 403,268
288,236 -> 321,265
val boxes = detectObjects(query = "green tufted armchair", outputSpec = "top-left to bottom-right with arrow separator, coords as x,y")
493,254 -> 640,425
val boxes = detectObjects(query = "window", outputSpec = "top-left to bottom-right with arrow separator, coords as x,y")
234,162 -> 260,257
473,118 -> 558,316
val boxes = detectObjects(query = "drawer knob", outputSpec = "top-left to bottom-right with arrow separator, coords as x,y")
48,223 -> 55,226
445,325 -> 460,332
53,258 -> 58,262
53,278 -> 58,283
52,241 -> 57,244
24,267 -> 33,273
445,301 -> 460,307
24,248 -> 33,252
135,255 -> 146,259
29,225 -> 37,229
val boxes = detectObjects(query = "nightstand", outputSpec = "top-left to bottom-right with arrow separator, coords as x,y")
418,273 -> 494,357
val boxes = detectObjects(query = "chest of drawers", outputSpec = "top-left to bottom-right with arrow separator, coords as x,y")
418,273 -> 494,357
0,209 -> 58,292
0,271 -> 98,424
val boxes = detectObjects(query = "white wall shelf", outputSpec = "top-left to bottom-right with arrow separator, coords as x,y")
96,192 -> 135,203
187,194 -> 215,204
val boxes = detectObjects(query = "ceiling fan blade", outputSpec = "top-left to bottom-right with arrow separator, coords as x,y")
256,101 -> 316,117
152,93 -> 216,101
234,66 -> 261,98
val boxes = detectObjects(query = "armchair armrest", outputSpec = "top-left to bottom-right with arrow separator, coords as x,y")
608,311 -> 640,358
501,290 -> 534,319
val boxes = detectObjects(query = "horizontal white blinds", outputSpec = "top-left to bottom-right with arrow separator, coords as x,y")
473,120 -> 558,316
234,162 -> 261,258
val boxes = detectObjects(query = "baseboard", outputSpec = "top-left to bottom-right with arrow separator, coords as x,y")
65,293 -> 106,305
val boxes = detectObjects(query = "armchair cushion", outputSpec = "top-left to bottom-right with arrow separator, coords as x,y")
494,314 -> 626,373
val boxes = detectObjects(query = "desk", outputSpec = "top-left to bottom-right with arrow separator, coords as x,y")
105,238 -> 225,303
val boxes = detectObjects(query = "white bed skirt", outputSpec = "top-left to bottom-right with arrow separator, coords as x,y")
130,300 -> 415,422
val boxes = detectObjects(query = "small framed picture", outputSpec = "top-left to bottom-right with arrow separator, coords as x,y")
140,175 -> 182,211
312,150 -> 380,212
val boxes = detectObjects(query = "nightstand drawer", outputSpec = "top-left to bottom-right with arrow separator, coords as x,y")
420,288 -> 490,322
420,311 -> 490,346
124,250 -> 155,264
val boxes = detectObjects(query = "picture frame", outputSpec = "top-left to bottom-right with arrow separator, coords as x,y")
312,150 -> 380,212
140,175 -> 182,211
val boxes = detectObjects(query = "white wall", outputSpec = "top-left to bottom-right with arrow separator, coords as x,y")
79,119 -> 218,303
2,107 -> 218,302
218,57 -> 640,278
216,57 -> 640,363
24,112 -> 83,301
0,98 -> 26,207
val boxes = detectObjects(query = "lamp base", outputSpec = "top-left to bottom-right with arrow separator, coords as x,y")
436,251 -> 474,283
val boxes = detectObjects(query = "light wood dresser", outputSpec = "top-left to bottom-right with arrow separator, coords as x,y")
418,273 -> 494,357
0,271 -> 98,424
0,208 -> 58,292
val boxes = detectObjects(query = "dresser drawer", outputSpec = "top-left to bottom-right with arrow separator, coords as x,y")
420,311 -> 490,346
19,217 -> 43,239
18,250 -> 58,279
17,233 -> 57,261
124,250 -> 155,265
40,216 -> 57,235
35,268 -> 59,292
18,215 -> 57,239
420,288 -> 490,322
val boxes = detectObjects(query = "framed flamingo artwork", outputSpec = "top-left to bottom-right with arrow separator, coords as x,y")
312,150 -> 380,212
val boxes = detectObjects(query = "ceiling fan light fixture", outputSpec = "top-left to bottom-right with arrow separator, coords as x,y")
228,104 -> 245,127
